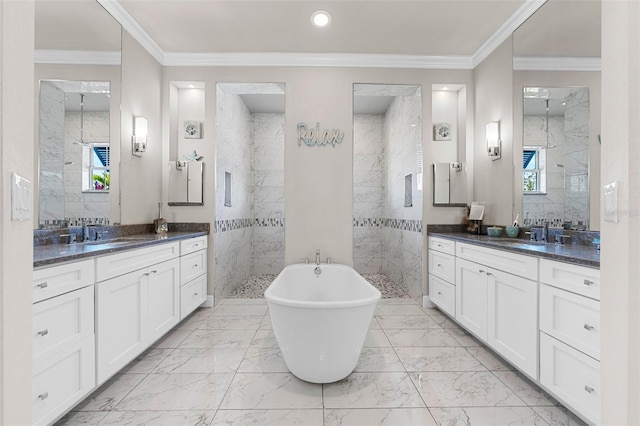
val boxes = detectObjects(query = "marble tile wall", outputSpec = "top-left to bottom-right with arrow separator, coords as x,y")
215,90 -> 253,301
382,93 -> 423,301
523,88 -> 589,229
39,83 -> 66,223
64,111 -> 110,223
353,114 -> 384,273
252,113 -> 285,275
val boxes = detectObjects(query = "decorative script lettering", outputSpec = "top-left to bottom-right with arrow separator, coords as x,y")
297,122 -> 344,148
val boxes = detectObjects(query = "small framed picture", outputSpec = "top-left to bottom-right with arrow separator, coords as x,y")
434,122 -> 452,141
184,120 -> 202,139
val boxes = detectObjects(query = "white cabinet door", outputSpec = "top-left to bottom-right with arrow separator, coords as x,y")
487,268 -> 538,379
147,258 -> 180,343
96,269 -> 147,385
455,258 -> 488,341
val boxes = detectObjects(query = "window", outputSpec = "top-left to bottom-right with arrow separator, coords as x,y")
523,147 -> 546,194
82,144 -> 109,192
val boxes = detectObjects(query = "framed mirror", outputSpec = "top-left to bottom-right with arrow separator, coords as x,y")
35,0 -> 121,228
522,87 -> 590,229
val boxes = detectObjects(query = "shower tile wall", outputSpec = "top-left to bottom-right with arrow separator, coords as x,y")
353,114 -> 384,273
383,93 -> 423,301
39,83 -> 66,224
215,90 -> 253,301
523,89 -> 589,228
252,113 -> 285,274
64,111 -> 110,222
523,116 -> 565,224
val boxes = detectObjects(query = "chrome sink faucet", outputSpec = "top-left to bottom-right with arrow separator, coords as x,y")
315,249 -> 321,265
82,221 -> 91,242
542,222 -> 549,242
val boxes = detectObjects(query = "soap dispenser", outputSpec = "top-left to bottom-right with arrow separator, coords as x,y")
154,202 -> 168,233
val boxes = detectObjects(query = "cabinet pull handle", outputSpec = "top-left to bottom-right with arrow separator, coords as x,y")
193,292 -> 199,296
38,392 -> 49,400
486,272 -> 493,276
143,272 -> 150,277
37,329 -> 49,337
437,264 -> 442,267
584,279 -> 594,286
193,264 -> 199,268
36,282 -> 48,289
437,291 -> 442,295
479,269 -> 485,273
584,385 -> 595,394
150,270 -> 157,274
584,324 -> 595,331
437,244 -> 443,248
194,243 -> 199,247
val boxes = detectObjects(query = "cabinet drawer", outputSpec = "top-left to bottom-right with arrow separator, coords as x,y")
180,250 -> 207,285
96,242 -> 179,282
429,274 -> 455,317
540,332 -> 600,425
428,250 -> 455,283
181,275 -> 207,320
428,236 -> 455,255
33,259 -> 94,303
540,284 -> 600,360
456,243 -> 538,280
33,336 -> 95,426
180,236 -> 208,256
33,286 -> 94,364
540,259 -> 600,300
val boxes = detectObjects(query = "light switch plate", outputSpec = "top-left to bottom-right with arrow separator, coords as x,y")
603,181 -> 619,223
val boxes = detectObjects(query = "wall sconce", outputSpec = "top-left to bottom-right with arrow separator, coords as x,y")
132,116 -> 148,156
486,121 -> 501,160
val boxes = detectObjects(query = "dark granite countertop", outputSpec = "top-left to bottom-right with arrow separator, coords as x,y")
428,232 -> 600,268
34,231 -> 208,268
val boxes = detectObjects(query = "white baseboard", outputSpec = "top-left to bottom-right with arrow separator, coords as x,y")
422,296 -> 437,308
202,295 -> 214,308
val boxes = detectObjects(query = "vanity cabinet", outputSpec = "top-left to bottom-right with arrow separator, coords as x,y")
539,259 -> 601,425
455,243 -> 538,379
428,236 -> 456,316
179,236 -> 208,319
95,243 -> 180,385
32,261 -> 96,426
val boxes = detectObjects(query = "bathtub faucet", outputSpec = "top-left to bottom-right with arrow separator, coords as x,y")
315,249 -> 321,265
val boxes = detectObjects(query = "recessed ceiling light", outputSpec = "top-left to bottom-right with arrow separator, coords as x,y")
311,10 -> 332,28
188,84 -> 195,89
442,86 -> 449,90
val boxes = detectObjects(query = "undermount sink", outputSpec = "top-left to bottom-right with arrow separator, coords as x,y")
82,237 -> 151,246
495,239 -> 549,246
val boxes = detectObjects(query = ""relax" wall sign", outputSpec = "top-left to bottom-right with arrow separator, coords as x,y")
297,122 -> 344,148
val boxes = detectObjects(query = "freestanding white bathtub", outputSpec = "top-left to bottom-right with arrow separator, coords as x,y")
264,263 -> 381,383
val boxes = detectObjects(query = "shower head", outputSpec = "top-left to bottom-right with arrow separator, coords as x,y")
555,164 -> 565,168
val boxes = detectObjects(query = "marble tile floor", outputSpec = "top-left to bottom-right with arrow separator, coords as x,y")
57,298 -> 586,426
227,273 -> 410,299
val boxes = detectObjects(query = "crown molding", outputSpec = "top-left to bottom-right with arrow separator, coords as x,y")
514,56 -> 601,71
34,49 -> 121,65
163,52 -> 474,69
472,0 -> 547,68
96,0 -> 165,64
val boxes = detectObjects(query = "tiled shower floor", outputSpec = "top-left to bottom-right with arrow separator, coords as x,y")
56,297 -> 586,426
228,273 -> 410,299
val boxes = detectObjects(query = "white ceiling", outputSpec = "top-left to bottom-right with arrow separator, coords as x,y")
34,0 -> 601,69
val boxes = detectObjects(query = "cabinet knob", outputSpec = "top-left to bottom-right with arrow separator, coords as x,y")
437,244 -> 443,248
584,279 -> 594,286
584,385 -> 595,394
143,272 -> 150,277
479,269 -> 485,274
437,264 -> 442,267
193,264 -> 198,268
37,329 -> 49,337
150,270 -> 157,274
36,282 -> 48,289
38,392 -> 49,400
486,272 -> 493,276
194,243 -> 199,247
584,324 -> 595,331
437,291 -> 442,295
193,292 -> 199,296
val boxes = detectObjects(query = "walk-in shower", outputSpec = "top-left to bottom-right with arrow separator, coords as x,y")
214,83 -> 286,300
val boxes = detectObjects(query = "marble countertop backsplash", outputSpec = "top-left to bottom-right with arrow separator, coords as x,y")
34,223 -> 209,268
427,224 -> 600,268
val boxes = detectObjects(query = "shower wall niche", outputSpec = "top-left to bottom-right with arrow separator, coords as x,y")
215,83 -> 285,301
353,84 -> 423,301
